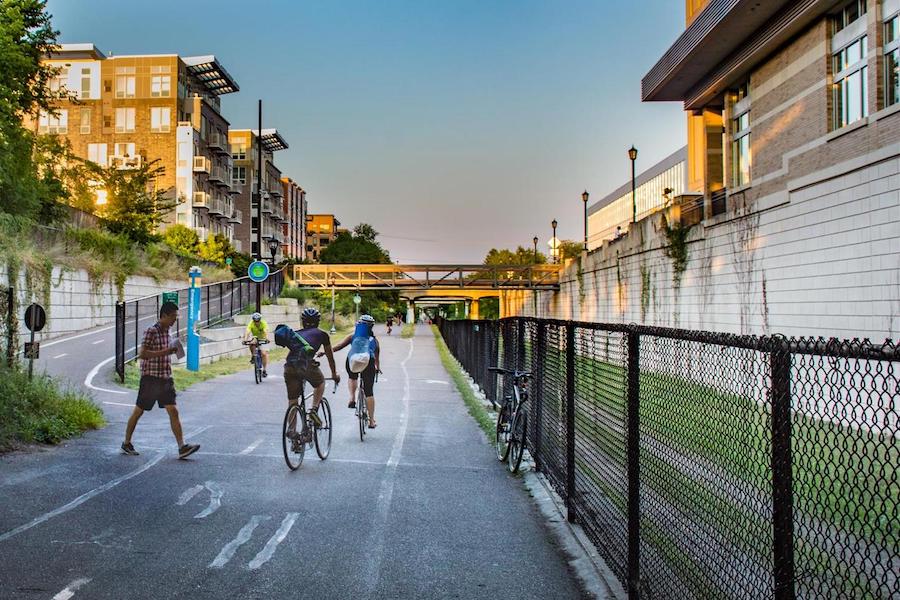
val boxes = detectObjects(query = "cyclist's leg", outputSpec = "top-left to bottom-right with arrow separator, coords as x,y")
284,364 -> 302,433
248,341 -> 257,360
346,356 -> 359,407
362,363 -> 376,427
305,364 -> 326,411
261,349 -> 269,370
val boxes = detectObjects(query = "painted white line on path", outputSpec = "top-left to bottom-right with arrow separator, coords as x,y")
40,325 -> 115,348
51,577 -> 92,600
84,355 -> 129,395
91,339 -> 105,345
194,481 -> 223,519
425,379 -> 449,385
0,453 -> 164,543
103,401 -> 132,407
360,337 -> 414,597
53,353 -> 68,359
209,515 -> 269,569
176,485 -> 204,506
248,513 -> 299,570
239,438 -> 264,455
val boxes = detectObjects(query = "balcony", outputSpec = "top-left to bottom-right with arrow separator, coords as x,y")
194,226 -> 209,241
193,156 -> 210,173
710,188 -> 727,217
193,191 -> 209,209
228,208 -> 242,224
269,186 -> 283,199
261,196 -> 274,214
207,196 -> 224,216
208,165 -> 229,185
109,155 -> 142,170
207,131 -> 230,155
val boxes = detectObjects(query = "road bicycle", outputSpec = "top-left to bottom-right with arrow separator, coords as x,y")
282,375 -> 338,471
355,369 -> 380,441
243,338 -> 270,384
489,366 -> 531,473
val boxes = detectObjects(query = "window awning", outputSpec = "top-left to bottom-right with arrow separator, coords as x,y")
183,55 -> 239,96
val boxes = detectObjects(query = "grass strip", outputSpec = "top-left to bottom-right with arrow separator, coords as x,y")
400,323 -> 416,338
431,325 -> 495,438
0,366 -> 105,450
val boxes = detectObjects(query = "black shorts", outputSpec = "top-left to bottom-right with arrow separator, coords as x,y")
345,356 -> 377,397
136,376 -> 176,411
284,361 -> 325,400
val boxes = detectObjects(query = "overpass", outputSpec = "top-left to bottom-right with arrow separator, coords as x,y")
288,264 -> 562,319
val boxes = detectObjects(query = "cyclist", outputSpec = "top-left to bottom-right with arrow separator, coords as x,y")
332,314 -> 380,428
243,312 -> 269,378
386,316 -> 393,335
284,308 -> 340,442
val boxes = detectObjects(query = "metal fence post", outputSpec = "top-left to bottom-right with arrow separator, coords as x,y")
533,320 -> 545,471
770,335 -> 796,600
5,286 -> 14,368
115,301 -> 125,381
626,328 -> 641,600
516,318 -> 525,372
565,322 -> 576,522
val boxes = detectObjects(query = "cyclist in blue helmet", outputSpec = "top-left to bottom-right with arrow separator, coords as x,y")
331,314 -> 380,428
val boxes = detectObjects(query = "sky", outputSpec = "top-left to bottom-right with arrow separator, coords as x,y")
48,0 -> 687,263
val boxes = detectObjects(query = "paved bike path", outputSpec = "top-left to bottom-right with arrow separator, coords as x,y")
0,324 -> 585,599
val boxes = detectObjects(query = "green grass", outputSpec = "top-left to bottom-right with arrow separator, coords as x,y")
400,323 -> 416,338
0,366 -> 105,450
431,325 -> 495,438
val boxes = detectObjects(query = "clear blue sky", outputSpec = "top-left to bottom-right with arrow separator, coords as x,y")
48,0 -> 686,263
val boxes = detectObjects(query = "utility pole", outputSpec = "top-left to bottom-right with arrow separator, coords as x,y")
255,99 -> 263,313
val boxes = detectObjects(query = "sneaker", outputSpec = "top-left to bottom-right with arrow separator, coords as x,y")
249,357 -> 255,364
262,370 -> 268,378
121,442 -> 139,456
348,399 -> 356,409
308,409 -> 322,428
368,420 -> 377,429
178,443 -> 200,459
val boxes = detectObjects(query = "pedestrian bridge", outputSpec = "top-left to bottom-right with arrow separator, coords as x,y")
288,264 -> 562,291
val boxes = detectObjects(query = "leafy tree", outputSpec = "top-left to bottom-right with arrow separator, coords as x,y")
352,223 -> 378,243
483,246 -> 546,266
319,223 -> 391,264
197,233 -> 235,266
229,251 -> 253,278
558,240 -> 584,261
162,224 -> 199,256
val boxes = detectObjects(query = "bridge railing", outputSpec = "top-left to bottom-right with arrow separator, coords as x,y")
436,316 -> 898,600
114,270 -> 284,381
290,264 -> 562,290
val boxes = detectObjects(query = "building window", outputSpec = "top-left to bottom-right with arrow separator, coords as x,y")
151,75 -> 171,98
80,108 -> 91,134
80,68 -> 91,99
885,15 -> 900,108
732,111 -> 751,187
232,143 -> 247,160
38,109 -> 67,134
114,142 -> 136,157
833,35 -> 868,129
233,166 -> 247,184
115,107 -> 135,133
833,0 -> 866,34
87,143 -> 108,166
115,67 -> 135,98
150,107 -> 171,132
49,67 -> 68,94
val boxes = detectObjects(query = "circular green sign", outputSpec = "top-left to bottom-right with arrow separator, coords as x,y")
353,294 -> 361,305
225,257 -> 233,265
248,260 -> 270,283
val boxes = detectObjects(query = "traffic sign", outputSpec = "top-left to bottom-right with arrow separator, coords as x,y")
162,291 -> 178,306
24,303 -> 46,332
225,257 -> 233,266
248,261 -> 269,283
353,294 -> 362,305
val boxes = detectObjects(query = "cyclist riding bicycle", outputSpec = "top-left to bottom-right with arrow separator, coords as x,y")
283,308 -> 340,442
332,314 -> 380,428
243,312 -> 269,378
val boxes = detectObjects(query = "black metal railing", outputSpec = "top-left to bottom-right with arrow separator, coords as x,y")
114,270 -> 284,381
436,316 -> 898,600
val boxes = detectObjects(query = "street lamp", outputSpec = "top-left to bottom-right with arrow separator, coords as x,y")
268,239 -> 279,264
533,236 -> 539,263
581,190 -> 589,251
628,146 -> 638,224
551,219 -> 558,264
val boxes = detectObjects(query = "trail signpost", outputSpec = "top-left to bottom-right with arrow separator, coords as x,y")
23,303 -> 46,379
187,267 -> 202,372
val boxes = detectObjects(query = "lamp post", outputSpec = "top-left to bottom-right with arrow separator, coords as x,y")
551,219 -> 558,264
581,190 -> 589,251
533,236 -> 539,263
628,146 -> 638,224
268,239 -> 279,265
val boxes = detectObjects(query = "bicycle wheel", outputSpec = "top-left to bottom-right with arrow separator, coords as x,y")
282,403 -> 305,470
314,398 -> 332,460
508,411 -> 527,473
495,402 -> 511,462
254,352 -> 262,384
357,386 -> 367,441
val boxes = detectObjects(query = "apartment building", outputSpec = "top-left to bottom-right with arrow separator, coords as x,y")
306,214 -> 343,261
228,128 -> 288,260
634,0 -> 900,336
281,177 -> 307,260
37,44 -> 240,244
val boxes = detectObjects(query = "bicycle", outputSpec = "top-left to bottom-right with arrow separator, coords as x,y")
282,375 -> 338,471
243,338 -> 270,384
489,366 -> 531,473
355,369 -> 380,441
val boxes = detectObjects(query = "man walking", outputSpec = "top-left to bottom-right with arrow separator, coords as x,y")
121,301 -> 200,459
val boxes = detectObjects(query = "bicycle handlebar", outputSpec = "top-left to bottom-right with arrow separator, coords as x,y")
243,338 -> 270,346
488,366 -> 531,378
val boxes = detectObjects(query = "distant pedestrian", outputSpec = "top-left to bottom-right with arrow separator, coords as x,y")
121,301 -> 200,459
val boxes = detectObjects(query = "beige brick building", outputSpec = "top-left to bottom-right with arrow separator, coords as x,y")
281,178 -> 307,260
37,44 -> 240,244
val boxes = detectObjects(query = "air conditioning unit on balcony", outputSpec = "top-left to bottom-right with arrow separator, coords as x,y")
193,156 -> 210,173
109,155 -> 142,170
193,192 -> 209,207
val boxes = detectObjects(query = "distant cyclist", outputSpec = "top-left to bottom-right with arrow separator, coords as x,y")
283,308 -> 340,441
386,316 -> 393,335
332,314 -> 380,428
243,312 -> 269,378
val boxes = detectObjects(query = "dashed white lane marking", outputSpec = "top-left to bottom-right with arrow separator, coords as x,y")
425,379 -> 449,385
248,513 -> 299,570
176,485 -> 204,506
91,339 -> 105,345
239,438 -> 264,455
41,325 -> 114,348
0,454 -> 164,543
103,401 -> 132,407
194,481 -> 223,519
209,515 -> 269,569
53,353 -> 68,359
51,577 -> 91,600
361,337 -> 414,597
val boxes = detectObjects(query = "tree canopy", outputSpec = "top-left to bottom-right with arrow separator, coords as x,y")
318,223 -> 391,264
482,246 -> 546,266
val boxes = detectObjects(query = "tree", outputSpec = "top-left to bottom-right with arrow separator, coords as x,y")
352,223 -> 378,243
558,240 -> 584,261
319,223 -> 391,264
483,246 -> 546,266
197,233 -> 235,266
162,224 -> 199,256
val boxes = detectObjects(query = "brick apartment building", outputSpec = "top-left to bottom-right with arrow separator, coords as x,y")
281,178 -> 307,260
305,214 -> 344,261
37,44 -> 241,245
228,129 -> 288,261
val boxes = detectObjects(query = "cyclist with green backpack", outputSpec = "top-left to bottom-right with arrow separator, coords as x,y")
276,308 -> 340,438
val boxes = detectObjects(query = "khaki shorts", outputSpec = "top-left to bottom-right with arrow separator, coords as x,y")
284,361 -> 325,400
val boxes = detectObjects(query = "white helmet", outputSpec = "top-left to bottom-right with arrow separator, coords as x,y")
251,312 -> 262,321
358,314 -> 375,324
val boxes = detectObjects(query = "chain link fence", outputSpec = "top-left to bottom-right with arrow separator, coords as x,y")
115,270 -> 284,381
436,317 -> 898,600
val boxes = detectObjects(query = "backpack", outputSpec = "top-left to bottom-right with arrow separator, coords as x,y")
274,323 -> 315,358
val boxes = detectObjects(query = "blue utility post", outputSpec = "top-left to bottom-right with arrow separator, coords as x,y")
187,266 -> 202,372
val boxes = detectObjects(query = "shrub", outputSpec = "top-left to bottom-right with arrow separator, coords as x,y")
162,224 -> 199,256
